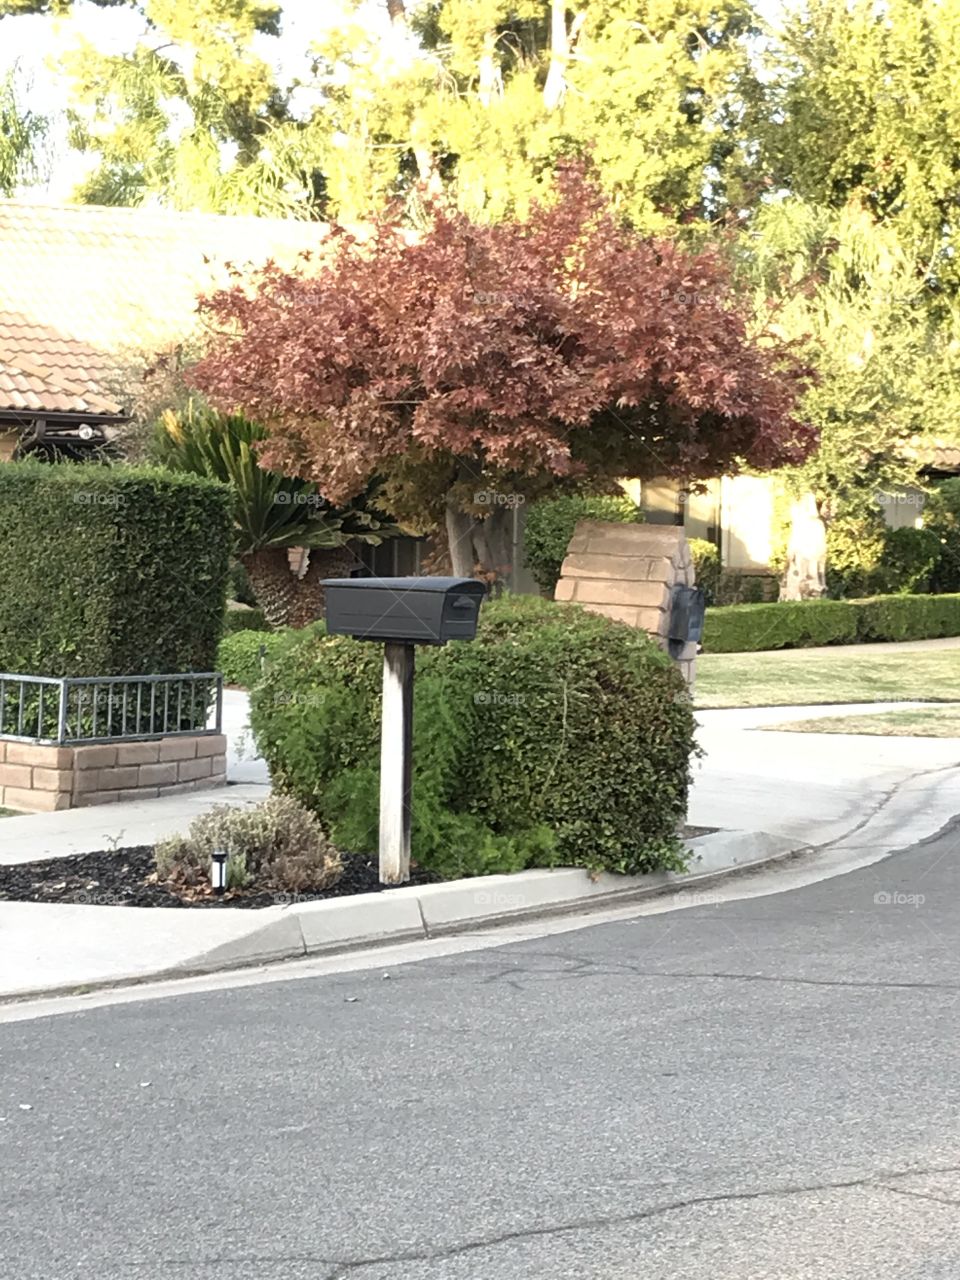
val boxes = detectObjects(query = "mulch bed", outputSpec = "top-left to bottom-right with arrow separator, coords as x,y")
0,825 -> 718,909
0,847 -> 442,909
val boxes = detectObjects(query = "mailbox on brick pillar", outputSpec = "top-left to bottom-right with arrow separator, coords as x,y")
323,577 -> 486,884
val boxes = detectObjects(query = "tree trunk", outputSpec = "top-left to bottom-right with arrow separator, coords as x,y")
444,498 -> 515,588
445,500 -> 476,578
478,31 -> 501,107
781,493 -> 828,600
286,544 -> 358,629
543,3 -> 584,111
385,0 -> 406,25
243,549 -> 298,630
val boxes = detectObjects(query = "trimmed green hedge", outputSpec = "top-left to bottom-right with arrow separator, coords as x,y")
703,593 -> 960,653
524,493 -> 642,593
248,596 -> 696,879
218,630 -> 290,686
0,462 -> 231,676
224,607 -> 269,634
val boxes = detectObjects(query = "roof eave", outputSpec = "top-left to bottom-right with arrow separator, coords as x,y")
0,408 -> 129,428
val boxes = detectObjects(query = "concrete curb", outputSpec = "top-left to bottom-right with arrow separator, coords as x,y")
166,828 -> 806,978
0,829 -> 808,1003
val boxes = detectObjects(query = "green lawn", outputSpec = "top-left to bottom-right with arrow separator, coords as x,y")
696,648 -> 960,709
762,707 -> 960,737
0,808 -> 17,817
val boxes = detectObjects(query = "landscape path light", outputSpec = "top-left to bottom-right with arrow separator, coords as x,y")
211,849 -> 228,896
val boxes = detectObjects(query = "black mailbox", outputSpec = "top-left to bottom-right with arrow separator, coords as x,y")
667,584 -> 706,658
323,576 -> 486,645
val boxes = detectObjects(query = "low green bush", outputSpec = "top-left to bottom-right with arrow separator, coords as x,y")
229,560 -> 258,607
155,795 -> 342,893
688,538 -> 720,604
249,596 -> 696,879
855,593 -> 960,642
224,607 -> 269,635
702,599 -> 859,653
703,592 -> 960,653
217,630 -> 290,686
524,493 -> 643,593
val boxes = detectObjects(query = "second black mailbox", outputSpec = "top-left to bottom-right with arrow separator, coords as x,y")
323,576 -> 486,645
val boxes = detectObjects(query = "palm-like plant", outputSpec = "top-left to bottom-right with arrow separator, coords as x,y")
156,402 -> 400,627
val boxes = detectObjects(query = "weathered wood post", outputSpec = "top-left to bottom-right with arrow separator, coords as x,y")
379,640 -> 415,885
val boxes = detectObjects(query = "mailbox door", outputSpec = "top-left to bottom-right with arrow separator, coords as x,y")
439,582 -> 486,642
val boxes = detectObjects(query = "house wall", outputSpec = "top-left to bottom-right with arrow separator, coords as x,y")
878,485 -> 926,530
719,475 -> 776,571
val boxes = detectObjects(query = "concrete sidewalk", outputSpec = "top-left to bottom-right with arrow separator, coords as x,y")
688,701 -> 960,847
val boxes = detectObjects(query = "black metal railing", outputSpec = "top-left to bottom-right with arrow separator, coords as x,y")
0,673 -> 223,745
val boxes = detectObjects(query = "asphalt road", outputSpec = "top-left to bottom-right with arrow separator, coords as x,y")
3,824 -> 960,1280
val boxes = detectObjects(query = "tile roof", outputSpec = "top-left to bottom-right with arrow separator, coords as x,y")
904,436 -> 960,473
0,201 -> 329,420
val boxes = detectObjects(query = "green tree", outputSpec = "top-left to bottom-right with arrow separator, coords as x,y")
740,197 -> 960,596
0,67 -> 47,193
154,402 -> 400,627
756,0 -> 960,290
3,0 -> 325,213
311,0 -> 761,228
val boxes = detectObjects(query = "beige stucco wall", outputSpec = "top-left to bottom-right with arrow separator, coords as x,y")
719,475 -> 776,571
633,474 -> 772,571
878,485 -> 926,530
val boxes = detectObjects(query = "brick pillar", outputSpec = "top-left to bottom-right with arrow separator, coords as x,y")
556,521 -> 697,687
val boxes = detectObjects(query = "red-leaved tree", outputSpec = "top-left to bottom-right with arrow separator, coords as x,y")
192,169 -> 815,579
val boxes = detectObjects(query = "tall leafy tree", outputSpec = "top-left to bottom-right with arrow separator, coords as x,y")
755,0 -> 960,290
739,196 -> 960,595
0,67 -> 47,193
314,0 -> 761,228
190,171 -> 814,579
1,0 -> 326,213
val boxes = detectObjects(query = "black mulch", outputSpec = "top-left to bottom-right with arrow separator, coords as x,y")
0,825 -> 718,909
0,847 -> 443,909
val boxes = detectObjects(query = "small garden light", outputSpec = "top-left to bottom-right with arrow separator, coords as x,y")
211,849 -> 228,896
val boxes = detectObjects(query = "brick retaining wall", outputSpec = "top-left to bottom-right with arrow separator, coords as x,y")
0,735 -> 227,812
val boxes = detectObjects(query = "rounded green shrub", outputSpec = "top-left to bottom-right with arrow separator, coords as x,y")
873,526 -> 941,594
826,514 -> 886,598
249,596 -> 696,879
524,493 -> 643,593
224,606 -> 269,635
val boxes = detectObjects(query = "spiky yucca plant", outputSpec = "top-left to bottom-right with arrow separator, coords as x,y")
156,402 -> 400,627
